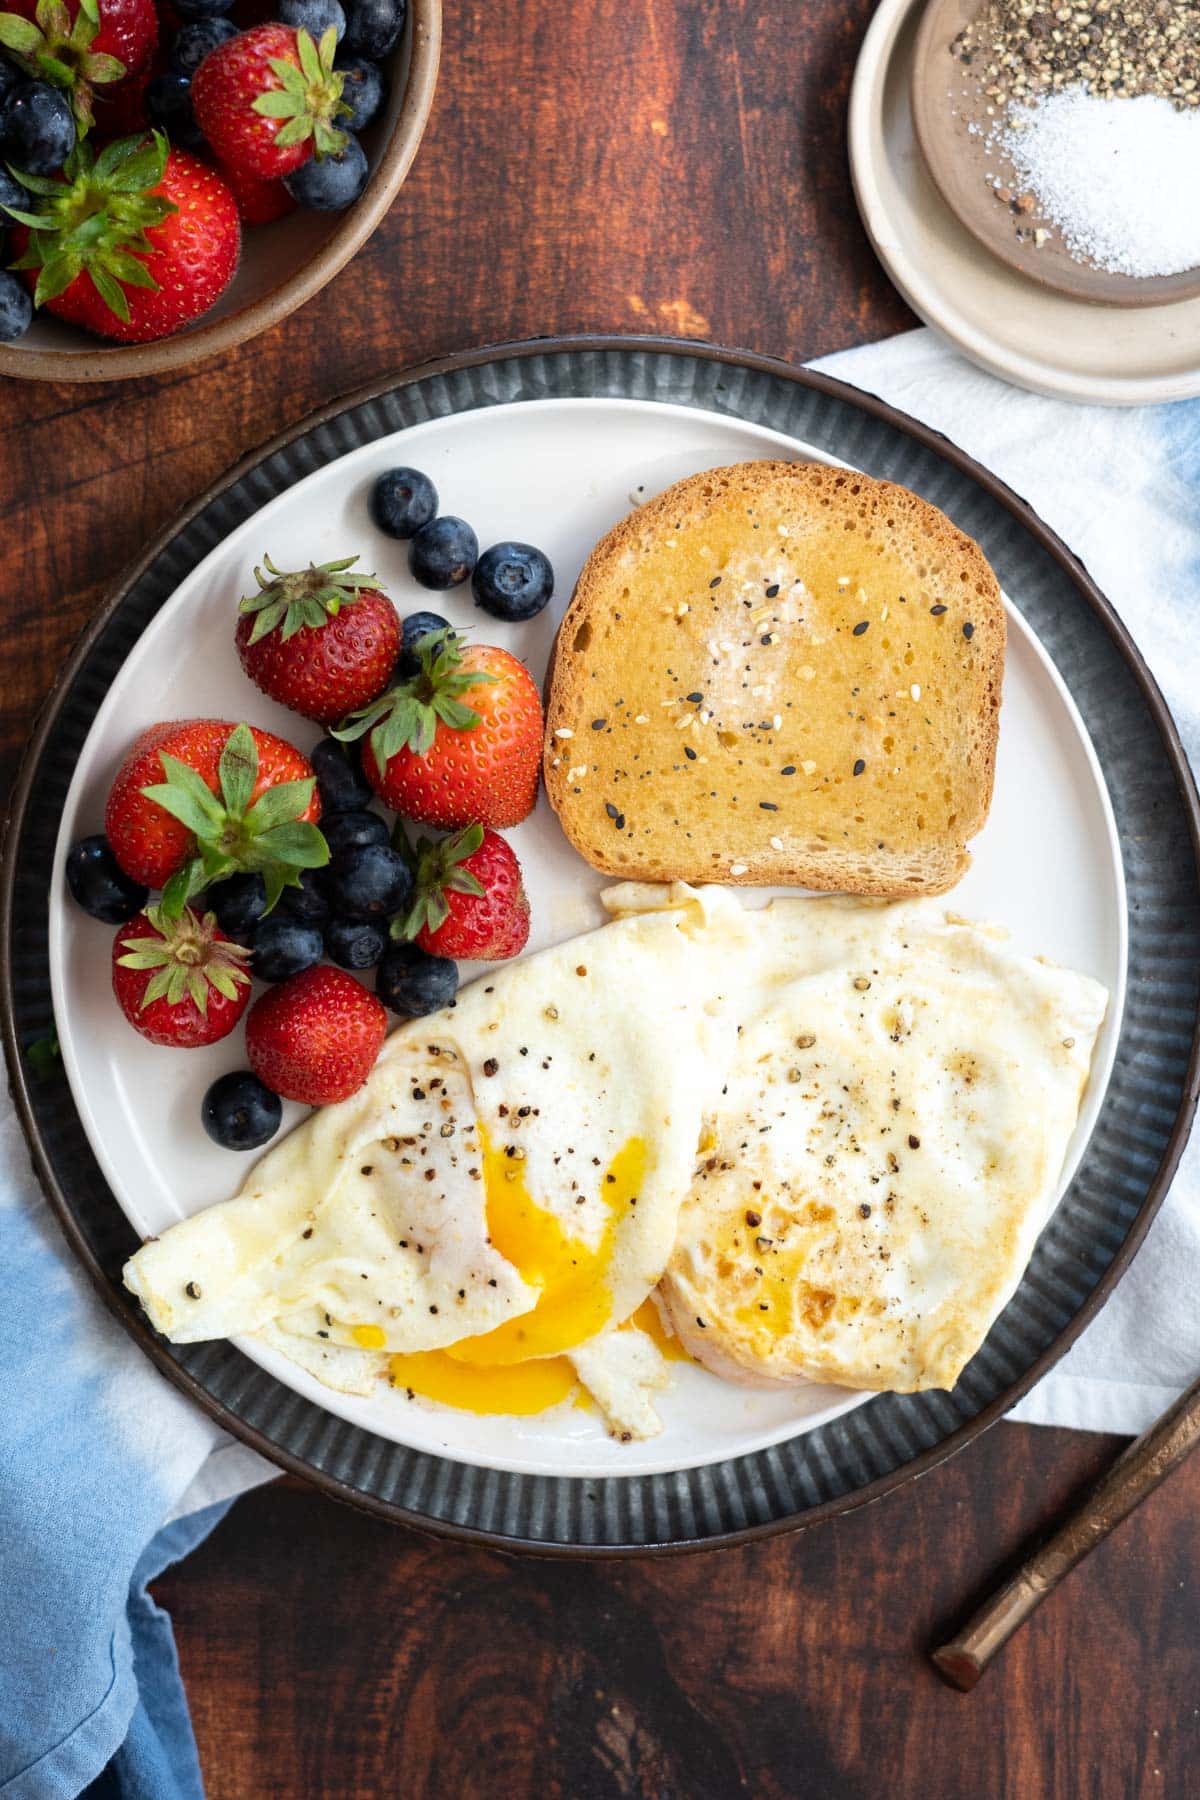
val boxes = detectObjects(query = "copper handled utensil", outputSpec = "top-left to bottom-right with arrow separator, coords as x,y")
932,1373 -> 1200,1691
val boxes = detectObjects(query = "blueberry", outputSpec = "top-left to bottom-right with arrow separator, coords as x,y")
279,0 -> 345,36
204,871 -> 268,939
0,270 -> 32,343
1,82 -> 76,175
276,866 -> 332,924
341,0 -> 405,58
65,835 -> 149,923
334,52 -> 386,131
170,16 -> 238,74
201,1070 -> 283,1151
396,608 -> 450,677
376,941 -> 458,1015
409,516 -> 478,591
327,842 -> 411,919
369,465 -> 436,540
472,542 -> 554,622
325,914 -> 387,969
0,166 -> 25,217
174,0 -> 235,17
144,71 -> 204,148
283,134 -> 368,210
323,809 -> 390,858
311,736 -> 372,813
251,915 -> 325,981
0,57 -> 22,110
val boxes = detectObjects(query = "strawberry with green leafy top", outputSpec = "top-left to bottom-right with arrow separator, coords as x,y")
112,905 -> 252,1047
104,719 -> 327,916
0,0 -> 152,130
5,132 -> 240,340
192,23 -> 347,179
235,552 -> 400,724
395,824 -> 530,961
335,627 -> 543,831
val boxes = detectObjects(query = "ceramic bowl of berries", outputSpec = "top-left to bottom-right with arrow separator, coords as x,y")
0,0 -> 438,376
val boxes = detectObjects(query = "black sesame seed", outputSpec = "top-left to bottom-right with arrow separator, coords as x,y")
684,745 -> 697,760
760,801 -> 779,811
963,621 -> 975,638
930,604 -> 947,615
185,1281 -> 202,1299
760,634 -> 772,645
591,718 -> 607,729
614,813 -> 625,830
859,1203 -> 872,1218
765,583 -> 780,598
482,1057 -> 499,1076
709,575 -> 722,588
909,1134 -> 921,1148
781,765 -> 796,775
686,691 -> 704,704
852,621 -> 869,636
853,759 -> 866,776
605,802 -> 620,820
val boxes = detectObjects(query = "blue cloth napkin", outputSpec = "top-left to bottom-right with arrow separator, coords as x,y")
3,328 -> 1198,1798
0,1092 -> 272,1800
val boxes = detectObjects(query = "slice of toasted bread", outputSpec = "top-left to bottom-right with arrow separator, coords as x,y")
543,461 -> 1005,896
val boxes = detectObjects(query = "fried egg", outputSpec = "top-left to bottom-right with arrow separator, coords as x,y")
660,903 -> 1108,1392
123,890 -> 740,1434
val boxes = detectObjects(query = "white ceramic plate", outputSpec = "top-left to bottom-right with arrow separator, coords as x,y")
849,0 -> 1200,405
49,397 -> 1127,1477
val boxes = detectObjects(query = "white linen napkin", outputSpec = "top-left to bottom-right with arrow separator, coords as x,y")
817,329 -> 1200,1432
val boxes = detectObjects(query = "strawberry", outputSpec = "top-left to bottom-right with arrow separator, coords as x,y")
104,719 -> 326,915
7,133 -> 240,343
213,155 -> 297,224
112,905 -> 252,1047
192,23 -> 347,180
396,825 -> 530,961
235,553 -> 399,724
335,629 -> 543,831
245,964 -> 387,1104
0,0 -> 155,129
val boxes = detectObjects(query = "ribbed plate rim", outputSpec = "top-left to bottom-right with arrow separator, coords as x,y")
4,334 -> 1199,1556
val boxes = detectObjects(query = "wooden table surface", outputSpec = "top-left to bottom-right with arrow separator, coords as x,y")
4,1 -> 1197,1795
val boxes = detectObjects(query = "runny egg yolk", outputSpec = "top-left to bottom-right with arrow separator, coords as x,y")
384,1127 -> 651,1417
387,1350 -> 578,1415
446,1127 -> 649,1366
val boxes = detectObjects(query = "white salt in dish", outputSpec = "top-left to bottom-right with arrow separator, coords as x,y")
997,87 -> 1200,279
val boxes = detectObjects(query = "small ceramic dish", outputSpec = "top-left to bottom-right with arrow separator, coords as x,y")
910,0 -> 1200,310
0,0 -> 439,383
850,0 -> 1200,403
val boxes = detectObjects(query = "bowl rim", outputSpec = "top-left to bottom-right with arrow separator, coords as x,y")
0,0 -> 441,383
3,333 -> 1198,1555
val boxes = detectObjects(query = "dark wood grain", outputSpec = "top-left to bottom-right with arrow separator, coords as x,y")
154,1429 -> 1200,1800
5,0 -> 1192,1795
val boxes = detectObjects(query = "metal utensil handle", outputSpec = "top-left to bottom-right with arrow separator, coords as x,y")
932,1372 -> 1200,1691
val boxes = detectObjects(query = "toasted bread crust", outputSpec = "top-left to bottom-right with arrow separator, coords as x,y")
543,461 -> 1004,896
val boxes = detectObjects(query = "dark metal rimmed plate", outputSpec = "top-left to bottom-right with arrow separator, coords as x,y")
5,336 -> 1199,1554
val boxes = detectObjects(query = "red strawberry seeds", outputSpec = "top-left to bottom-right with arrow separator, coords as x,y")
398,825 -> 530,962
9,134 -> 240,343
112,905 -> 252,1047
192,23 -> 348,180
235,553 -> 400,723
246,965 -> 387,1104
339,630 -> 543,831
